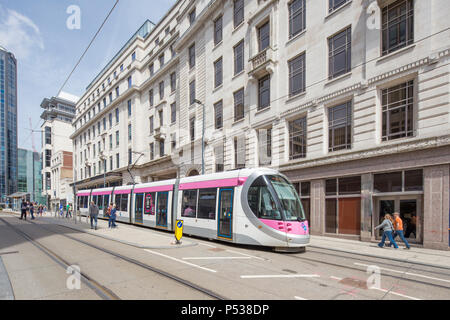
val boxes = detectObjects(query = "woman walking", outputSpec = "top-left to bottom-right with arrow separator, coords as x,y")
375,214 -> 398,249
108,204 -> 117,229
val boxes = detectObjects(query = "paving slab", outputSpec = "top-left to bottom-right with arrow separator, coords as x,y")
0,256 -> 14,300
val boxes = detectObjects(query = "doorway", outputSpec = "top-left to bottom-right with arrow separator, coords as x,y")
218,188 -> 233,239
374,195 -> 422,243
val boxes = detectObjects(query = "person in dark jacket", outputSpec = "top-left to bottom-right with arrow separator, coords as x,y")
109,204 -> 117,229
20,199 -> 27,220
88,201 -> 99,230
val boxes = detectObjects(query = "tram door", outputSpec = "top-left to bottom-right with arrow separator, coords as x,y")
218,188 -> 233,239
135,193 -> 144,224
156,192 -> 168,228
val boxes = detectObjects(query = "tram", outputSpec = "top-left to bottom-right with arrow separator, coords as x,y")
76,168 -> 310,250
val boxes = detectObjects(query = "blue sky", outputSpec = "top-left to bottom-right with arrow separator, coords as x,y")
0,0 -> 176,152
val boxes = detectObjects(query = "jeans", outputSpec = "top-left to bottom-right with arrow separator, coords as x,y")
90,215 -> 98,229
20,210 -> 27,220
391,230 -> 410,249
378,230 -> 398,249
108,217 -> 117,228
30,210 -> 35,219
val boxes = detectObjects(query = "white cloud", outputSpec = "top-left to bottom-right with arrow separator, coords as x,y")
0,5 -> 44,59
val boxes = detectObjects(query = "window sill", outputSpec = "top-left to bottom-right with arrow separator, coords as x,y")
212,40 -> 223,52
232,21 -> 245,35
286,29 -> 307,46
232,70 -> 245,80
212,84 -> 223,93
254,106 -> 270,116
377,44 -> 416,64
325,0 -> 352,20
285,91 -> 306,103
325,72 -> 352,86
232,117 -> 245,126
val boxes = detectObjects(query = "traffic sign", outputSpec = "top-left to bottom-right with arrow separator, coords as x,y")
175,220 -> 183,242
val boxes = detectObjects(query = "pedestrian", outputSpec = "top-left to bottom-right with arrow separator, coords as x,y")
88,201 -> 99,230
375,214 -> 398,249
20,199 -> 27,220
109,204 -> 117,229
389,212 -> 410,250
59,203 -> 64,217
68,204 -> 72,218
29,202 -> 35,220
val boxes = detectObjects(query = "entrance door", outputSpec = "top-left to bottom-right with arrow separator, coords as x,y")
218,188 -> 233,239
375,196 -> 422,243
156,192 -> 168,228
135,193 -> 144,224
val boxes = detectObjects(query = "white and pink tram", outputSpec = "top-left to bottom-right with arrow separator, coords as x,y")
76,168 -> 310,250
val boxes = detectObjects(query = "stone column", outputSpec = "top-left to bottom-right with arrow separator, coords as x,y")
310,179 -> 325,235
360,173 -> 373,241
423,165 -> 450,250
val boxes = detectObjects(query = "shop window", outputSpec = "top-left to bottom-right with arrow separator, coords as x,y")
374,171 -> 402,193
198,189 -> 217,220
339,176 -> 361,195
181,190 -> 197,217
295,181 -> 311,226
404,169 -> 423,192
325,199 -> 337,233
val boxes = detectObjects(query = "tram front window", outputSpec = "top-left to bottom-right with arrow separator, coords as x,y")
267,175 -> 306,222
248,176 -> 282,220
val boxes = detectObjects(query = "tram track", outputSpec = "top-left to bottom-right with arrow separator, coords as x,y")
3,216 -> 226,300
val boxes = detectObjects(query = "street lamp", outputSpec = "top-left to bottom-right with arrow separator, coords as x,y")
194,99 -> 205,175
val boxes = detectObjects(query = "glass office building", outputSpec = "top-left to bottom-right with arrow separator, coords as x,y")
18,148 -> 45,204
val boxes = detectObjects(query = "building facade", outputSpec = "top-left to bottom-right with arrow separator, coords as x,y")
72,0 -> 450,249
0,46 -> 18,204
18,148 -> 45,204
40,93 -> 77,211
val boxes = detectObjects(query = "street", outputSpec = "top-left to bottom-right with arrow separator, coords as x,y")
1,212 -> 449,300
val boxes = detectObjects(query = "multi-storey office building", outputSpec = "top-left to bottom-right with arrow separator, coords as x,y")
40,92 -> 77,211
72,0 -> 450,249
0,46 -> 18,204
18,148 -> 45,204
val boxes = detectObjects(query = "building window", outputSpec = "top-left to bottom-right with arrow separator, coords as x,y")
110,156 -> 113,171
294,181 -> 311,226
325,176 -> 361,235
115,108 -> 119,123
103,98 -> 107,108
374,169 -> 423,193
103,117 -> 106,130
328,101 -> 352,152
234,88 -> 244,121
159,81 -> 164,99
329,0 -> 349,13
149,63 -> 154,76
189,44 -> 195,69
328,27 -> 351,80
109,113 -> 112,127
128,76 -> 132,88
159,140 -> 165,157
190,117 -> 195,141
234,137 -> 245,169
214,57 -> 223,88
170,72 -> 176,92
127,100 -> 132,117
149,89 -> 154,107
116,153 -> 120,168
128,124 -> 132,141
258,21 -> 270,52
215,142 -> 224,172
116,86 -> 120,97
382,80 -> 414,141
289,116 -> 307,160
116,131 -> 120,147
128,148 -> 132,165
289,53 -> 306,97
258,74 -> 270,110
214,15 -> 223,45
382,0 -> 414,55
44,127 -> 51,144
214,100 -> 223,129
234,0 -> 244,28
189,80 -> 196,105
109,134 -> 113,149
171,103 -> 176,124
131,52 -> 136,61
158,110 -> 163,127
258,128 -> 272,165
150,143 -> 154,160
149,116 -> 154,133
189,8 -> 196,25
289,0 -> 306,39
232,40 -> 245,77
109,92 -> 113,103
159,53 -> 164,68
45,150 -> 51,167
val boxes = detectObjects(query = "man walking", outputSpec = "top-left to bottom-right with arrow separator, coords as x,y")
88,201 -> 99,230
29,202 -> 35,220
389,212 -> 411,250
20,199 -> 27,220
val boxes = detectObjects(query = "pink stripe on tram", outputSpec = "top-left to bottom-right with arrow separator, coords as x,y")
134,185 -> 173,193
179,177 -> 247,190
114,189 -> 131,195
92,191 -> 112,196
77,192 -> 90,196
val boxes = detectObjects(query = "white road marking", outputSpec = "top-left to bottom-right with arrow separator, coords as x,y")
226,249 -> 267,261
354,263 -> 450,284
330,276 -> 343,281
144,249 -> 217,273
198,242 -> 217,248
183,256 -> 251,260
294,296 -> 307,300
240,274 -> 320,279
370,287 -> 421,300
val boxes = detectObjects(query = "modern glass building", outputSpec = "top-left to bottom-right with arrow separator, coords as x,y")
18,148 -> 45,204
0,46 -> 18,204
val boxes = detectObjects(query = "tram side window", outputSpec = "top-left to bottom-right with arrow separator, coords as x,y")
114,194 -> 121,208
93,195 -> 98,206
198,188 -> 217,220
120,194 -> 129,212
181,190 -> 197,218
103,195 -> 110,208
144,192 -> 156,215
248,177 -> 281,220
97,195 -> 104,209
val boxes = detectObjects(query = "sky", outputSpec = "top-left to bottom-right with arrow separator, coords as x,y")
0,0 -> 176,152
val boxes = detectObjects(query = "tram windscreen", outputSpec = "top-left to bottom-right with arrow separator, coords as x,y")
267,175 -> 306,221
